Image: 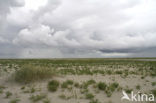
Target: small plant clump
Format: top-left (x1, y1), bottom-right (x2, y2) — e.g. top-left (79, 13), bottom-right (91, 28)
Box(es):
top-left (125, 88), bottom-right (133, 94)
top-left (151, 89), bottom-right (156, 97)
top-left (5, 91), bottom-right (12, 98)
top-left (89, 99), bottom-right (101, 103)
top-left (136, 85), bottom-right (141, 90)
top-left (48, 80), bottom-right (59, 92)
top-left (85, 93), bottom-right (94, 99)
top-left (30, 94), bottom-right (46, 102)
top-left (59, 94), bottom-right (66, 99)
top-left (61, 80), bottom-right (74, 88)
top-left (9, 98), bottom-right (20, 103)
top-left (0, 85), bottom-right (5, 94)
top-left (97, 82), bottom-right (107, 91)
top-left (151, 82), bottom-right (156, 86)
top-left (43, 98), bottom-right (50, 103)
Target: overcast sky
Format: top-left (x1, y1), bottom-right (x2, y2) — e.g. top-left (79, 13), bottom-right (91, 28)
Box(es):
top-left (0, 0), bottom-right (156, 58)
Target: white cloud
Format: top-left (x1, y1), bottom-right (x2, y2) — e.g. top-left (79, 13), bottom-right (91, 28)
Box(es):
top-left (0, 0), bottom-right (156, 58)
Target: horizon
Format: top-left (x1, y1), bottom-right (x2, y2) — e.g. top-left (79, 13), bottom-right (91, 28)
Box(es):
top-left (0, 0), bottom-right (156, 58)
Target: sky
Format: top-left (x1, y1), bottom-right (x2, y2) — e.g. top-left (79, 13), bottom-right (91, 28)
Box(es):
top-left (0, 0), bottom-right (156, 58)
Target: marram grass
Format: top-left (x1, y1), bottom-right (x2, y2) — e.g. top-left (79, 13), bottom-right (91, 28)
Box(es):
top-left (14, 64), bottom-right (55, 83)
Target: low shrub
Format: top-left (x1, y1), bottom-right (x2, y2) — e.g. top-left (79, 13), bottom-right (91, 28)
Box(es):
top-left (48, 80), bottom-right (59, 92)
top-left (98, 82), bottom-right (107, 91)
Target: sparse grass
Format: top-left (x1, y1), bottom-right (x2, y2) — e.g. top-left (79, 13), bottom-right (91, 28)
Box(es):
top-left (61, 80), bottom-right (74, 89)
top-left (74, 82), bottom-right (80, 88)
top-left (136, 85), bottom-right (141, 90)
top-left (81, 80), bottom-right (96, 89)
top-left (5, 91), bottom-right (12, 98)
top-left (61, 80), bottom-right (74, 88)
top-left (9, 98), bottom-right (20, 103)
top-left (108, 82), bottom-right (119, 92)
top-left (21, 86), bottom-right (25, 90)
top-left (125, 88), bottom-right (133, 94)
top-left (30, 94), bottom-right (46, 102)
top-left (0, 85), bottom-right (5, 94)
top-left (43, 98), bottom-right (50, 103)
top-left (0, 59), bottom-right (156, 103)
top-left (59, 94), bottom-right (66, 99)
top-left (89, 99), bottom-right (101, 103)
top-left (22, 87), bottom-right (36, 93)
top-left (151, 89), bottom-right (156, 97)
top-left (14, 65), bottom-right (55, 83)
top-left (151, 82), bottom-right (156, 86)
top-left (48, 80), bottom-right (59, 92)
top-left (85, 93), bottom-right (94, 99)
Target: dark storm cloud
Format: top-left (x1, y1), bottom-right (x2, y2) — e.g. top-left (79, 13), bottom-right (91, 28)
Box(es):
top-left (0, 0), bottom-right (156, 58)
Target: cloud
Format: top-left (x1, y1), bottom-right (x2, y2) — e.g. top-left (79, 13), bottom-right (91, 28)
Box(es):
top-left (0, 0), bottom-right (156, 58)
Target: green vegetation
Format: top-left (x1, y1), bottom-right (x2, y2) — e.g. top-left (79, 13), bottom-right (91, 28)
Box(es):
top-left (85, 93), bottom-right (94, 99)
top-left (89, 99), bottom-right (101, 103)
top-left (9, 99), bottom-right (20, 103)
top-left (0, 85), bottom-right (5, 94)
top-left (5, 91), bottom-right (12, 98)
top-left (43, 98), bottom-right (50, 103)
top-left (59, 94), bottom-right (66, 99)
top-left (61, 80), bottom-right (74, 89)
top-left (125, 88), bottom-right (133, 94)
top-left (30, 94), bottom-right (46, 102)
top-left (151, 82), bottom-right (156, 86)
top-left (98, 82), bottom-right (107, 91)
top-left (48, 80), bottom-right (59, 92)
top-left (136, 85), bottom-right (141, 90)
top-left (14, 65), bottom-right (54, 83)
top-left (151, 89), bottom-right (156, 97)
top-left (0, 58), bottom-right (155, 103)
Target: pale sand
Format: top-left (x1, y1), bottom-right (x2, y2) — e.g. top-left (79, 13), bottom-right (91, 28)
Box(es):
top-left (0, 73), bottom-right (155, 103)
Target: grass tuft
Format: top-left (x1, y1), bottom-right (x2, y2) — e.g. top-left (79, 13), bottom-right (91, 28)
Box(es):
top-left (30, 94), bottom-right (46, 102)
top-left (97, 82), bottom-right (107, 91)
top-left (14, 65), bottom-right (55, 83)
top-left (48, 80), bottom-right (59, 92)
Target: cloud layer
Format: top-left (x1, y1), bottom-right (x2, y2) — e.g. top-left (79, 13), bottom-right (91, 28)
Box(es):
top-left (0, 0), bottom-right (156, 58)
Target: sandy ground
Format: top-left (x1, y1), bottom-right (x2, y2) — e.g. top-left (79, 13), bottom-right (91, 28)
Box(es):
top-left (0, 72), bottom-right (155, 103)
top-left (0, 62), bottom-right (156, 103)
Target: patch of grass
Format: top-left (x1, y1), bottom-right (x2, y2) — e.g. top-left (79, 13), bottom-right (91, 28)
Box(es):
top-left (87, 79), bottom-right (96, 84)
top-left (0, 85), bottom-right (5, 94)
top-left (5, 91), bottom-right (12, 98)
top-left (66, 80), bottom-right (74, 85)
top-left (22, 87), bottom-right (36, 93)
top-left (97, 82), bottom-right (107, 91)
top-left (125, 88), bottom-right (133, 94)
top-left (151, 89), bottom-right (156, 97)
top-left (108, 82), bottom-right (119, 92)
top-left (74, 82), bottom-right (80, 88)
top-left (81, 80), bottom-right (96, 89)
top-left (105, 90), bottom-right (112, 97)
top-left (80, 88), bottom-right (89, 94)
top-left (89, 99), bottom-right (101, 103)
top-left (151, 82), bottom-right (156, 86)
top-left (48, 80), bottom-right (59, 92)
top-left (61, 80), bottom-right (74, 89)
top-left (59, 94), bottom-right (66, 99)
top-left (9, 98), bottom-right (20, 103)
top-left (136, 85), bottom-right (141, 90)
top-left (21, 86), bottom-right (25, 90)
top-left (30, 94), bottom-right (46, 102)
top-left (43, 98), bottom-right (50, 103)
top-left (85, 93), bottom-right (94, 99)
top-left (14, 65), bottom-right (55, 83)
